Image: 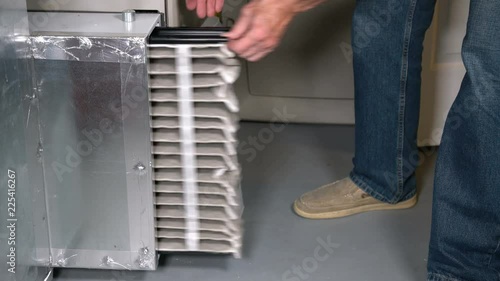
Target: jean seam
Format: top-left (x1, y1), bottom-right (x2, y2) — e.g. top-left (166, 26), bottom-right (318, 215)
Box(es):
top-left (487, 239), bottom-right (500, 274)
top-left (350, 173), bottom-right (392, 203)
top-left (396, 0), bottom-right (418, 202)
top-left (428, 272), bottom-right (468, 281)
top-left (350, 172), bottom-right (416, 204)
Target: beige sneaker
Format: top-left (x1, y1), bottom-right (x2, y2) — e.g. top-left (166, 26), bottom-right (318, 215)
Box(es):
top-left (293, 178), bottom-right (417, 219)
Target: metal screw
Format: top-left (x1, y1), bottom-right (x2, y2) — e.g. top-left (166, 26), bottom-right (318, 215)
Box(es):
top-left (134, 163), bottom-right (146, 171)
top-left (37, 143), bottom-right (44, 159)
top-left (122, 9), bottom-right (136, 23)
top-left (134, 162), bottom-right (148, 176)
top-left (102, 256), bottom-right (113, 266)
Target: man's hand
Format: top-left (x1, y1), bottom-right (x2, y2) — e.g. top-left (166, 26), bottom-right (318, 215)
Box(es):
top-left (224, 0), bottom-right (295, 62)
top-left (224, 0), bottom-right (325, 62)
top-left (186, 0), bottom-right (224, 18)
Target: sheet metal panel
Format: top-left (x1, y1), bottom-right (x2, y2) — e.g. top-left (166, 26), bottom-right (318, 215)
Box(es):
top-left (28, 12), bottom-right (160, 270)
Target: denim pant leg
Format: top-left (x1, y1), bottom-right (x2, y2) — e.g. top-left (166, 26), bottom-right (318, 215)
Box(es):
top-left (349, 0), bottom-right (436, 203)
top-left (427, 1), bottom-right (500, 281)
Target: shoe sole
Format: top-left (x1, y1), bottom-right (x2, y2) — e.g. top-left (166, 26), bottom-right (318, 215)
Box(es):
top-left (293, 195), bottom-right (418, 219)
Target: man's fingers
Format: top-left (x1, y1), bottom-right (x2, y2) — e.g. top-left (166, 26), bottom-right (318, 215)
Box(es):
top-left (216, 0), bottom-right (224, 13)
top-left (188, 0), bottom-right (223, 17)
top-left (197, 0), bottom-right (207, 18)
top-left (228, 30), bottom-right (259, 57)
top-left (247, 48), bottom-right (273, 62)
top-left (207, 0), bottom-right (216, 17)
top-left (186, 0), bottom-right (197, 10)
top-left (224, 5), bottom-right (254, 39)
top-left (241, 39), bottom-right (274, 61)
top-left (240, 43), bottom-right (262, 60)
top-left (224, 0), bottom-right (291, 61)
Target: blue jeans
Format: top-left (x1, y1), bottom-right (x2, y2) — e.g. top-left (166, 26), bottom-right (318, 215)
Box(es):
top-left (349, 0), bottom-right (500, 280)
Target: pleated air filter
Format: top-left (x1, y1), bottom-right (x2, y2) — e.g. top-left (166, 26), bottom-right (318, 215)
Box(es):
top-left (148, 28), bottom-right (243, 257)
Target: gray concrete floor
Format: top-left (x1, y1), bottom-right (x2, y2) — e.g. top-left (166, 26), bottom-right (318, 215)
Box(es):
top-left (54, 122), bottom-right (437, 281)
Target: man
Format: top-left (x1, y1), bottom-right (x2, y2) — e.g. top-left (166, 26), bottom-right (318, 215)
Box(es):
top-left (187, 0), bottom-right (500, 280)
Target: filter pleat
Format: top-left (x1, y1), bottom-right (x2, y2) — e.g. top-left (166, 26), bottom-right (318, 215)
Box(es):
top-left (149, 43), bottom-right (242, 257)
